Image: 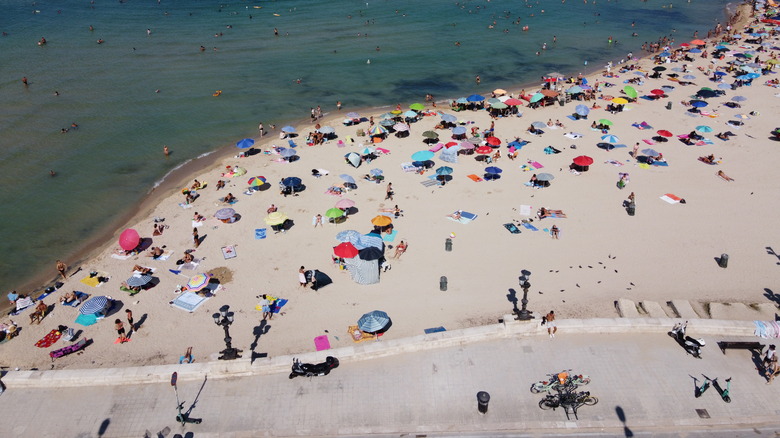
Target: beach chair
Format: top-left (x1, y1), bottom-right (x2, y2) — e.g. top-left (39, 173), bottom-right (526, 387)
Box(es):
top-left (287, 139), bottom-right (297, 148)
top-left (62, 327), bottom-right (76, 342)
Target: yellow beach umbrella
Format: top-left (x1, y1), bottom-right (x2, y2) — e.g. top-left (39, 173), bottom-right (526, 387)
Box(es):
top-left (611, 97), bottom-right (629, 105)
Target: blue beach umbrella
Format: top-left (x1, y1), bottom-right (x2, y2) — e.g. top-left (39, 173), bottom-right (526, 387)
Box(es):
top-left (236, 138), bottom-right (254, 149)
top-left (435, 166), bottom-right (453, 176)
top-left (713, 71), bottom-right (727, 76)
top-left (695, 125), bottom-right (713, 133)
top-left (731, 95), bottom-right (747, 102)
top-left (683, 74), bottom-right (697, 80)
top-left (566, 85), bottom-right (583, 94)
top-left (278, 147), bottom-right (297, 158)
top-left (455, 97), bottom-right (468, 104)
top-left (601, 134), bottom-right (620, 144)
top-left (452, 126), bottom-right (467, 135)
top-left (357, 310), bottom-right (391, 333)
top-left (317, 126), bottom-right (335, 134)
top-left (281, 125), bottom-right (296, 133)
top-left (641, 148), bottom-right (659, 156)
top-left (484, 166), bottom-right (502, 174)
top-left (466, 94), bottom-right (485, 102)
top-left (403, 110), bottom-right (418, 118)
top-left (689, 48), bottom-right (702, 53)
top-left (575, 104), bottom-right (590, 116)
top-left (717, 83), bottom-right (733, 89)
top-left (411, 150), bottom-right (434, 161)
top-left (335, 229), bottom-right (361, 244)
top-left (80, 296), bottom-right (109, 315)
top-left (282, 176), bottom-right (302, 187)
top-left (369, 168), bottom-right (383, 176)
top-left (339, 174), bottom-right (356, 184)
top-left (690, 100), bottom-right (708, 108)
top-left (441, 114), bottom-right (457, 123)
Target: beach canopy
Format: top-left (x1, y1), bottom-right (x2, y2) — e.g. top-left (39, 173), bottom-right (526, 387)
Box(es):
top-left (119, 229), bottom-right (141, 251)
top-left (333, 242), bottom-right (358, 258)
top-left (345, 152), bottom-right (361, 168)
top-left (236, 138), bottom-right (254, 149)
top-left (572, 155), bottom-right (594, 166)
top-left (357, 310), bottom-right (391, 333)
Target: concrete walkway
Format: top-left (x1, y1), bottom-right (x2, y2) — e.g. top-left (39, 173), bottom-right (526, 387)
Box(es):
top-left (1, 319), bottom-right (779, 437)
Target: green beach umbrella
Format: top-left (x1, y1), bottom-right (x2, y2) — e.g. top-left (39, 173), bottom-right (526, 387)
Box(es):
top-left (325, 208), bottom-right (345, 219)
top-left (623, 86), bottom-right (638, 99)
top-left (422, 130), bottom-right (439, 139)
top-left (491, 102), bottom-right (508, 109)
top-left (598, 119), bottom-right (613, 126)
top-left (409, 103), bottom-right (425, 111)
top-left (530, 93), bottom-right (544, 103)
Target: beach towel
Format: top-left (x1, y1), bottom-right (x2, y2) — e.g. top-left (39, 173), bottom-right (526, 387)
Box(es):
top-left (348, 325), bottom-right (376, 343)
top-left (178, 203), bottom-right (194, 209)
top-left (221, 245), bottom-right (237, 259)
top-left (65, 291), bottom-right (89, 307)
top-left (15, 296), bottom-right (34, 312)
top-left (255, 228), bottom-right (267, 240)
top-left (152, 251), bottom-right (172, 261)
top-left (520, 205), bottom-right (533, 216)
top-left (466, 174), bottom-right (483, 182)
top-left (271, 298), bottom-right (288, 313)
top-left (522, 222), bottom-right (539, 231)
top-left (401, 162), bottom-right (421, 172)
top-left (652, 161), bottom-right (669, 167)
top-left (529, 161), bottom-right (544, 169)
top-left (447, 211), bottom-right (478, 224)
top-left (544, 146), bottom-right (561, 154)
top-left (314, 335), bottom-right (331, 351)
top-left (428, 143), bottom-right (443, 152)
top-left (659, 193), bottom-right (682, 204)
top-left (35, 329), bottom-right (63, 348)
top-left (171, 291), bottom-right (208, 313)
top-left (383, 229), bottom-right (398, 242)
top-left (192, 221), bottom-right (204, 228)
top-left (543, 213), bottom-right (567, 218)
top-left (605, 160), bottom-right (624, 166)
top-left (520, 164), bottom-right (533, 172)
top-left (180, 261), bottom-right (200, 271)
top-left (642, 139), bottom-right (655, 145)
top-left (611, 144), bottom-right (628, 149)
top-left (564, 132), bottom-right (583, 139)
top-left (50, 339), bottom-right (88, 359)
top-left (75, 313), bottom-right (98, 327)
top-left (566, 115), bottom-right (578, 121)
top-left (503, 223), bottom-right (521, 234)
top-left (287, 139), bottom-right (297, 148)
top-left (424, 326), bottom-right (447, 334)
top-left (111, 253), bottom-right (133, 260)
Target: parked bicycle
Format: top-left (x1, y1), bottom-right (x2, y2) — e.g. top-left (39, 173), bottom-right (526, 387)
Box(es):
top-left (530, 370), bottom-right (591, 394)
top-left (538, 390), bottom-right (598, 411)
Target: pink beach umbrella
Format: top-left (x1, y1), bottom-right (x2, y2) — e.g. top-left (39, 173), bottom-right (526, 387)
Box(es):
top-left (119, 229), bottom-right (140, 251)
top-left (335, 198), bottom-right (356, 209)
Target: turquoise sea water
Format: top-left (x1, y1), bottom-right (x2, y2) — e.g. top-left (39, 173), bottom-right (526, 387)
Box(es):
top-left (0, 0), bottom-right (734, 291)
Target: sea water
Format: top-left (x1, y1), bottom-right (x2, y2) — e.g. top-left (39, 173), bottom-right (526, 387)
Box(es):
top-left (0, 0), bottom-right (734, 291)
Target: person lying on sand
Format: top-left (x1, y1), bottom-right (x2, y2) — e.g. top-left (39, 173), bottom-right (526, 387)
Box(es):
top-left (60, 291), bottom-right (77, 305)
top-left (222, 193), bottom-right (237, 204)
top-left (132, 265), bottom-right (152, 275)
top-left (148, 246), bottom-right (164, 258)
top-left (447, 211), bottom-right (462, 220)
top-left (717, 170), bottom-right (735, 182)
top-left (698, 154), bottom-right (717, 164)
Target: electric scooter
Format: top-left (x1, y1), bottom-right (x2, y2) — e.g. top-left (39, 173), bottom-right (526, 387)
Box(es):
top-left (171, 372), bottom-right (202, 425)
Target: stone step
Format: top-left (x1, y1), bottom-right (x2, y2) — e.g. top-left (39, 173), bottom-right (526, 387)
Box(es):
top-left (616, 298), bottom-right (640, 318)
top-left (640, 301), bottom-right (672, 318)
top-left (669, 300), bottom-right (701, 319)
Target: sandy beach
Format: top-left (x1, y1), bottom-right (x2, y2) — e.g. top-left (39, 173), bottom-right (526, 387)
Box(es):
top-left (3, 3), bottom-right (779, 370)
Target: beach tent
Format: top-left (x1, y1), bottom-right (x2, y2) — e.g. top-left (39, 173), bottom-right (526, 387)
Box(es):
top-left (344, 257), bottom-right (380, 285)
top-left (305, 270), bottom-right (333, 291)
top-left (345, 152), bottom-right (361, 168)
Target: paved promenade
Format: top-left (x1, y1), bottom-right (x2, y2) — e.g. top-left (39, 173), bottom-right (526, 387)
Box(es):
top-left (1, 319), bottom-right (779, 437)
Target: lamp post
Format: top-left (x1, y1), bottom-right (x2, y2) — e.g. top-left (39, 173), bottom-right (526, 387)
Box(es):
top-left (515, 274), bottom-right (533, 321)
top-left (213, 305), bottom-right (242, 360)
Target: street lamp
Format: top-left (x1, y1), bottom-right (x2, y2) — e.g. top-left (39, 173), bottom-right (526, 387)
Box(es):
top-left (212, 305), bottom-right (242, 360)
top-left (515, 273), bottom-right (533, 321)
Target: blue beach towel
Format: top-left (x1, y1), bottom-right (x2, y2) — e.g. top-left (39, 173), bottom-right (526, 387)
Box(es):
top-left (272, 298), bottom-right (288, 314)
top-left (75, 313), bottom-right (98, 327)
top-left (424, 326), bottom-right (446, 334)
top-left (522, 222), bottom-right (539, 231)
top-left (255, 228), bottom-right (267, 239)
top-left (383, 229), bottom-right (398, 242)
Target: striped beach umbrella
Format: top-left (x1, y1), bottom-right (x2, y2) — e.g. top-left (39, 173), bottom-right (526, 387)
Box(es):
top-left (80, 296), bottom-right (109, 315)
top-left (186, 273), bottom-right (211, 291)
top-left (357, 310), bottom-right (391, 333)
top-left (126, 274), bottom-right (152, 288)
top-left (247, 176), bottom-right (266, 186)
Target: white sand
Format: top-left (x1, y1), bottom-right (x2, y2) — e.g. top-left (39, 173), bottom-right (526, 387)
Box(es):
top-left (4, 6), bottom-right (779, 370)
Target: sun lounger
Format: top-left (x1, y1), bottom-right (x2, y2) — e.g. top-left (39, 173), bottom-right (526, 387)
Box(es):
top-left (466, 174), bottom-right (483, 182)
top-left (287, 139), bottom-right (297, 148)
top-left (660, 193), bottom-right (682, 204)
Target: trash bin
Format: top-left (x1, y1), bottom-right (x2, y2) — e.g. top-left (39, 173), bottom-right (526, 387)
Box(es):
top-left (718, 253), bottom-right (729, 268)
top-left (445, 238), bottom-right (453, 252)
top-left (440, 276), bottom-right (448, 291)
top-left (477, 391), bottom-right (490, 414)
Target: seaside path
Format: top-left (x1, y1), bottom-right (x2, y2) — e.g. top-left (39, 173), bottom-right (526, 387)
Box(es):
top-left (1, 329), bottom-right (779, 437)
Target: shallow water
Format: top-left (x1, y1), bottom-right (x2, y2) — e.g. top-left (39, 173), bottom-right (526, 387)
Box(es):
top-left (0, 0), bottom-right (733, 290)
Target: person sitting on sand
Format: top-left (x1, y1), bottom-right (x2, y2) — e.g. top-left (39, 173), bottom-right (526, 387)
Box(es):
top-left (699, 154), bottom-right (716, 164)
top-left (717, 170), bottom-right (735, 182)
top-left (132, 265), bottom-right (152, 275)
top-left (393, 241), bottom-right (408, 259)
top-left (215, 180), bottom-right (226, 190)
top-left (222, 193), bottom-right (236, 204)
top-left (190, 180), bottom-right (203, 191)
top-left (447, 211), bottom-right (462, 220)
top-left (267, 204), bottom-right (278, 214)
top-left (193, 212), bottom-right (205, 222)
top-left (148, 246), bottom-right (164, 259)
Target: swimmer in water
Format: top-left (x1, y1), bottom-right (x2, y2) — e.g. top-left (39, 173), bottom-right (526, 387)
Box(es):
top-left (163, 145), bottom-right (170, 156)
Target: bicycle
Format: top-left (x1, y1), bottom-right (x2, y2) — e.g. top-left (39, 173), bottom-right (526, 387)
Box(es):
top-left (538, 390), bottom-right (598, 410)
top-left (530, 370), bottom-right (590, 393)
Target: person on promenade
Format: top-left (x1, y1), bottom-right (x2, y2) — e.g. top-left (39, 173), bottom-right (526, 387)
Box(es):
top-left (545, 310), bottom-right (557, 338)
top-left (56, 260), bottom-right (68, 280)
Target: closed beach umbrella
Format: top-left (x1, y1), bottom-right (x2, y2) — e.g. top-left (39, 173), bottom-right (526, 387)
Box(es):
top-left (485, 166), bottom-right (502, 174)
top-left (371, 215), bottom-right (392, 227)
top-left (572, 156), bottom-right (593, 166)
top-left (339, 174), bottom-right (356, 184)
top-left (325, 208), bottom-right (345, 219)
top-left (119, 229), bottom-right (140, 251)
top-left (236, 138), bottom-right (255, 149)
top-left (422, 130), bottom-right (439, 139)
top-left (657, 130), bottom-right (673, 137)
top-left (411, 150), bottom-right (434, 161)
top-left (214, 208), bottom-right (236, 220)
top-left (335, 229), bottom-right (361, 244)
top-left (452, 126), bottom-right (467, 135)
top-left (536, 173), bottom-right (555, 182)
top-left (435, 166), bottom-right (453, 176)
top-left (335, 198), bottom-right (356, 209)
top-left (601, 134), bottom-right (620, 143)
top-left (358, 310), bottom-right (391, 333)
top-left (409, 103), bottom-right (425, 111)
top-left (80, 296), bottom-right (109, 315)
top-left (264, 212), bottom-right (288, 226)
top-left (575, 104), bottom-right (590, 116)
top-left (623, 86), bottom-right (638, 99)
top-left (333, 242), bottom-right (359, 258)
top-left (247, 176), bottom-right (266, 187)
top-left (344, 152), bottom-right (361, 168)
top-left (695, 125), bottom-right (713, 133)
top-left (186, 273), bottom-right (211, 291)
top-left (441, 114), bottom-right (457, 123)
top-left (281, 125), bottom-right (296, 133)
top-left (126, 274), bottom-right (152, 288)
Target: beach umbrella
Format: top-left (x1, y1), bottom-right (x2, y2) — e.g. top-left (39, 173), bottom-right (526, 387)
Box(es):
top-left (264, 212), bottom-right (288, 226)
top-left (493, 88), bottom-right (507, 95)
top-left (491, 102), bottom-right (508, 109)
top-left (333, 242), bottom-right (358, 258)
top-left (357, 310), bottom-right (391, 333)
top-left (186, 273), bottom-right (211, 291)
top-left (440, 114), bottom-right (457, 123)
top-left (731, 95), bottom-right (747, 102)
top-left (452, 126), bottom-right (467, 135)
top-left (422, 130), bottom-right (439, 139)
top-left (334, 198), bottom-right (356, 209)
top-left (611, 97), bottom-right (628, 105)
top-left (278, 147), bottom-right (297, 158)
top-left (445, 141), bottom-right (458, 148)
top-left (339, 174), bottom-right (356, 184)
top-left (696, 89), bottom-right (717, 98)
top-left (281, 125), bottom-right (296, 133)
top-left (393, 123), bottom-right (409, 131)
top-left (371, 215), bottom-right (392, 227)
top-left (346, 111), bottom-right (360, 119)
top-left (484, 166), bottom-right (502, 174)
top-left (466, 94), bottom-right (485, 102)
top-left (641, 148), bottom-right (659, 156)
top-left (369, 168), bottom-right (383, 176)
top-left (325, 208), bottom-right (345, 219)
top-left (717, 83), bottom-right (733, 90)
top-left (281, 177), bottom-right (302, 187)
top-left (572, 156), bottom-right (593, 166)
top-left (435, 166), bottom-right (453, 176)
top-left (359, 147), bottom-right (376, 155)
top-left (690, 100), bottom-right (708, 108)
top-left (650, 89), bottom-right (665, 96)
top-left (126, 274), bottom-right (152, 288)
top-left (403, 110), bottom-right (418, 119)
top-left (623, 86), bottom-right (638, 99)
top-left (358, 232), bottom-right (384, 250)
top-left (597, 143), bottom-right (615, 151)
top-left (380, 112), bottom-right (395, 120)
top-left (317, 126), bottom-right (335, 134)
top-left (688, 48), bottom-right (702, 54)
top-left (487, 97), bottom-right (501, 105)
top-left (531, 121), bottom-right (547, 129)
top-left (598, 119), bottom-right (614, 126)
top-left (530, 93), bottom-right (544, 103)
top-left (236, 138), bottom-right (254, 149)
top-left (455, 97), bottom-right (468, 104)
top-left (335, 229), bottom-right (361, 244)
top-left (344, 152), bottom-right (361, 168)
top-left (411, 150), bottom-right (434, 161)
top-left (368, 125), bottom-right (388, 136)
top-left (536, 173), bottom-right (555, 182)
top-left (653, 66), bottom-right (667, 72)
top-left (695, 125), bottom-right (713, 133)
top-left (713, 71), bottom-right (727, 76)
top-left (601, 134), bottom-right (620, 143)
top-left (690, 39), bottom-right (706, 45)
top-left (505, 98), bottom-right (524, 106)
top-left (231, 167), bottom-right (247, 177)
top-left (575, 104), bottom-right (590, 116)
top-left (247, 176), bottom-right (266, 187)
top-left (409, 103), bottom-right (425, 111)
top-left (80, 296), bottom-right (109, 315)
top-left (475, 145), bottom-right (493, 154)
top-left (119, 229), bottom-right (140, 251)
top-left (214, 208), bottom-right (236, 220)
top-left (659, 51), bottom-right (671, 57)
top-left (485, 137), bottom-right (501, 146)
top-left (566, 85), bottom-right (583, 94)
top-left (657, 130), bottom-right (673, 137)
top-left (459, 141), bottom-right (475, 150)
top-left (682, 74), bottom-right (697, 80)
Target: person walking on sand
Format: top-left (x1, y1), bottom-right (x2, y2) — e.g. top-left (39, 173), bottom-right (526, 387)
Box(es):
top-left (551, 225), bottom-right (559, 239)
top-left (546, 310), bottom-right (557, 338)
top-left (126, 309), bottom-right (135, 332)
top-left (56, 260), bottom-right (68, 279)
top-left (192, 228), bottom-right (200, 248)
top-left (299, 266), bottom-right (308, 288)
top-left (258, 294), bottom-right (273, 320)
top-left (115, 319), bottom-right (128, 343)
top-left (385, 182), bottom-right (394, 201)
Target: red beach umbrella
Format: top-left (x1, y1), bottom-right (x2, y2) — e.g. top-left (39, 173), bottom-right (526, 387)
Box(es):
top-left (690, 39), bottom-right (706, 46)
top-left (504, 98), bottom-right (524, 106)
top-left (572, 155), bottom-right (594, 166)
top-left (475, 145), bottom-right (493, 154)
top-left (650, 89), bottom-right (665, 96)
top-left (445, 141), bottom-right (459, 148)
top-left (333, 242), bottom-right (359, 258)
top-left (119, 229), bottom-right (140, 251)
top-left (485, 137), bottom-right (501, 146)
top-left (657, 130), bottom-right (673, 137)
